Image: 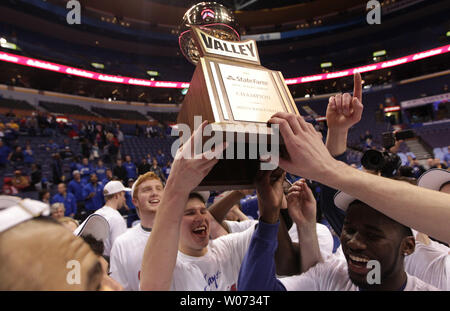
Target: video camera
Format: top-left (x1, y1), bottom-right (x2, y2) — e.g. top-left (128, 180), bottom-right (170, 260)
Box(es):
top-left (361, 130), bottom-right (415, 177)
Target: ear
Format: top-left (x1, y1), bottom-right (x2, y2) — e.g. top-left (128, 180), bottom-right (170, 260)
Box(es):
top-left (400, 236), bottom-right (415, 256)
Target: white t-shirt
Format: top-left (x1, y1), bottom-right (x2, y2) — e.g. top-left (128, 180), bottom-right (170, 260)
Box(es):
top-left (170, 225), bottom-right (255, 291)
top-left (94, 205), bottom-right (127, 257)
top-left (224, 220), bottom-right (334, 261)
top-left (110, 224), bottom-right (151, 291)
top-left (223, 219), bottom-right (257, 233)
top-left (280, 255), bottom-right (438, 291)
top-left (328, 231), bottom-right (449, 290)
top-left (404, 239), bottom-right (450, 290)
top-left (289, 223), bottom-right (334, 260)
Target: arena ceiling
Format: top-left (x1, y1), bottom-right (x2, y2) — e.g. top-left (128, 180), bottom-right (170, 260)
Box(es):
top-left (48, 0), bottom-right (365, 28)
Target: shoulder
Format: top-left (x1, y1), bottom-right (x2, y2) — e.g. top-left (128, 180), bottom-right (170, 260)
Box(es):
top-left (281, 255), bottom-right (350, 291)
top-left (114, 227), bottom-right (138, 245)
top-left (212, 224), bottom-right (256, 249)
top-left (223, 219), bottom-right (257, 233)
top-left (406, 274), bottom-right (439, 291)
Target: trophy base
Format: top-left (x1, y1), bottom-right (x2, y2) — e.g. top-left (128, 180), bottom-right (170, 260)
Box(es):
top-left (195, 158), bottom-right (260, 191)
top-left (193, 137), bottom-right (287, 192)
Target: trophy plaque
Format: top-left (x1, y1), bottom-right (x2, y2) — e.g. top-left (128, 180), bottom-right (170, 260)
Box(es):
top-left (177, 2), bottom-right (300, 190)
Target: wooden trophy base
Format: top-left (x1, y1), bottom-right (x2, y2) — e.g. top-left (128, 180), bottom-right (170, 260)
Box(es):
top-left (195, 157), bottom-right (260, 191)
top-left (193, 131), bottom-right (286, 191)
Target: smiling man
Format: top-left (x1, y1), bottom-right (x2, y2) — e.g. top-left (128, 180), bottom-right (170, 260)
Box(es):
top-left (335, 196), bottom-right (417, 290)
top-left (238, 181), bottom-right (438, 291)
top-left (140, 121), bottom-right (295, 291)
top-left (109, 172), bottom-right (164, 291)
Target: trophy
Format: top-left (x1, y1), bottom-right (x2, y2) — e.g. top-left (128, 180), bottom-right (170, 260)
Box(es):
top-left (177, 2), bottom-right (300, 190)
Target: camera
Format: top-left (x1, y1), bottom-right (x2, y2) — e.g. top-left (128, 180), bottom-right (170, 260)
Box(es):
top-left (382, 129), bottom-right (415, 150)
top-left (361, 129), bottom-right (415, 177)
top-left (361, 149), bottom-right (401, 177)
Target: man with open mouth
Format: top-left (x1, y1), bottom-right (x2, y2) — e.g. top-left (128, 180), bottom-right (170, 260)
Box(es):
top-left (237, 180), bottom-right (438, 291)
top-left (139, 121), bottom-right (296, 291)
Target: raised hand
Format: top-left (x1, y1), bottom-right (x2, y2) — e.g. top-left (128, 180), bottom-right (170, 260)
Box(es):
top-left (268, 111), bottom-right (336, 179)
top-left (326, 73), bottom-right (363, 131)
top-left (255, 167), bottom-right (286, 224)
top-left (167, 121), bottom-right (226, 194)
top-left (286, 179), bottom-right (316, 227)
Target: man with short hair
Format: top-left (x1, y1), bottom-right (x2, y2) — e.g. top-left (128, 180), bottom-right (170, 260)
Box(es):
top-left (51, 183), bottom-right (77, 218)
top-left (149, 157), bottom-right (166, 182)
top-left (156, 149), bottom-right (166, 167)
top-left (113, 159), bottom-right (127, 185)
top-left (95, 159), bottom-right (107, 182)
top-left (93, 180), bottom-right (129, 258)
top-left (140, 122), bottom-right (296, 291)
top-left (137, 157), bottom-right (150, 175)
top-left (68, 170), bottom-right (85, 219)
top-left (101, 168), bottom-right (114, 186)
top-left (0, 196), bottom-right (104, 290)
top-left (80, 157), bottom-right (93, 184)
top-left (124, 155), bottom-right (137, 180)
top-left (238, 181), bottom-right (437, 291)
top-left (83, 173), bottom-right (104, 215)
top-left (110, 172), bottom-right (164, 290)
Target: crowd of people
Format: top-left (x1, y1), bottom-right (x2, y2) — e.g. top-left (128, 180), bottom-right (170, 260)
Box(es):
top-left (0, 74), bottom-right (449, 291)
top-left (0, 110), bottom-right (173, 208)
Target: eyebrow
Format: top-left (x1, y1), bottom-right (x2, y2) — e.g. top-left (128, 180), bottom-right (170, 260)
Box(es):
top-left (184, 207), bottom-right (206, 213)
top-left (344, 221), bottom-right (384, 234)
top-left (363, 225), bottom-right (385, 234)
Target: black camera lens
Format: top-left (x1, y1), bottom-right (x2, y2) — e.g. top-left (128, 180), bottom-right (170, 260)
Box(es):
top-left (361, 150), bottom-right (402, 177)
top-left (361, 150), bottom-right (385, 171)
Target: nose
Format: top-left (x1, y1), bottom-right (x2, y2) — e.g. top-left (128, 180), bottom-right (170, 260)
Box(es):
top-left (193, 212), bottom-right (207, 223)
top-left (346, 232), bottom-right (367, 251)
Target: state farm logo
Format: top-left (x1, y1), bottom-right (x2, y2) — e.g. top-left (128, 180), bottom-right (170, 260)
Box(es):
top-left (226, 75), bottom-right (268, 86)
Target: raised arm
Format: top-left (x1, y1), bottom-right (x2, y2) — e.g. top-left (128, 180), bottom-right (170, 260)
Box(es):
top-left (237, 220), bottom-right (287, 291)
top-left (274, 195), bottom-right (299, 276)
top-left (325, 73), bottom-right (363, 156)
top-left (208, 190), bottom-right (250, 229)
top-left (321, 73), bottom-right (364, 235)
top-left (269, 111), bottom-right (450, 244)
top-left (286, 179), bottom-right (322, 272)
top-left (140, 121), bottom-right (225, 290)
top-left (238, 168), bottom-right (288, 290)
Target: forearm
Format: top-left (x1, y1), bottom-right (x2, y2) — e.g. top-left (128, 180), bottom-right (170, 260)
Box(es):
top-left (208, 191), bottom-right (245, 224)
top-left (326, 128), bottom-right (348, 157)
top-left (297, 223), bottom-right (322, 272)
top-left (318, 152), bottom-right (348, 237)
top-left (319, 184), bottom-right (346, 237)
top-left (322, 161), bottom-right (450, 243)
top-left (238, 221), bottom-right (286, 291)
top-left (274, 215), bottom-right (299, 276)
top-left (140, 182), bottom-right (188, 290)
top-left (258, 200), bottom-right (280, 225)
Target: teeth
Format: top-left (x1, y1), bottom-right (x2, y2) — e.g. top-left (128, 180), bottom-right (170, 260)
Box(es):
top-left (193, 226), bottom-right (206, 232)
top-left (149, 199), bottom-right (160, 203)
top-left (349, 254), bottom-right (369, 263)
